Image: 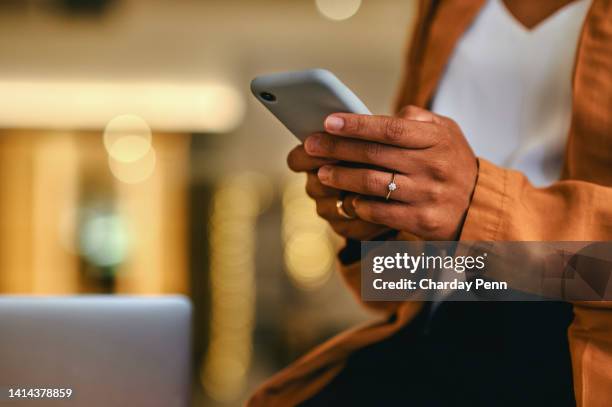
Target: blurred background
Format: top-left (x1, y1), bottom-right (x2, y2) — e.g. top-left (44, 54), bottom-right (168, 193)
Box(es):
top-left (0, 0), bottom-right (415, 405)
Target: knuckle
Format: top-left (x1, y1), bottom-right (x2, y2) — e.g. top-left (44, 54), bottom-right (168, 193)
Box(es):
top-left (315, 201), bottom-right (328, 218)
top-left (331, 221), bottom-right (349, 236)
top-left (432, 126), bottom-right (449, 146)
top-left (326, 167), bottom-right (339, 186)
top-left (305, 179), bottom-right (318, 198)
top-left (362, 171), bottom-right (383, 194)
top-left (364, 142), bottom-right (383, 161)
top-left (329, 222), bottom-right (342, 235)
top-left (355, 115), bottom-right (368, 133)
top-left (384, 118), bottom-right (406, 143)
top-left (345, 115), bottom-right (365, 134)
top-left (363, 207), bottom-right (378, 223)
top-left (435, 113), bottom-right (458, 130)
top-left (286, 148), bottom-right (301, 171)
top-left (399, 105), bottom-right (420, 118)
top-left (365, 205), bottom-right (386, 224)
top-left (320, 135), bottom-right (336, 154)
top-left (430, 159), bottom-right (451, 181)
top-left (416, 208), bottom-right (441, 234)
top-left (443, 116), bottom-right (459, 129)
top-left (426, 184), bottom-right (444, 203)
top-left (355, 202), bottom-right (371, 220)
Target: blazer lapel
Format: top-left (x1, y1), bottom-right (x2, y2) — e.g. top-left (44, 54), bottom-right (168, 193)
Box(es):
top-left (396, 0), bottom-right (486, 110)
top-left (564, 0), bottom-right (612, 185)
top-left (418, 0), bottom-right (486, 107)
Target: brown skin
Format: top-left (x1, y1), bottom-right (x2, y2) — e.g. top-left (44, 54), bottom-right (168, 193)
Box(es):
top-left (287, 146), bottom-right (389, 240)
top-left (503, 0), bottom-right (579, 29)
top-left (308, 106), bottom-right (476, 241)
top-left (288, 106), bottom-right (477, 241)
top-left (287, 0), bottom-right (581, 241)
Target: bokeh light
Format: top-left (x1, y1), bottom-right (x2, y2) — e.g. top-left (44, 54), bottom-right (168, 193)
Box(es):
top-left (201, 173), bottom-right (270, 402)
top-left (285, 232), bottom-right (334, 288)
top-left (0, 81), bottom-right (245, 133)
top-left (188, 84), bottom-right (246, 134)
top-left (103, 114), bottom-right (152, 163)
top-left (79, 211), bottom-right (129, 269)
top-left (282, 177), bottom-right (334, 290)
top-left (315, 0), bottom-right (362, 21)
top-left (58, 206), bottom-right (79, 256)
top-left (108, 145), bottom-right (157, 184)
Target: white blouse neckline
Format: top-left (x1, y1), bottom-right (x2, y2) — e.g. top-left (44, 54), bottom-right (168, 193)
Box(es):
top-left (494, 0), bottom-right (590, 34)
top-left (431, 0), bottom-right (591, 187)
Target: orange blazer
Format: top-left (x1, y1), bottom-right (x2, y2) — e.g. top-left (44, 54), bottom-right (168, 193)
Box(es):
top-left (249, 1), bottom-right (612, 405)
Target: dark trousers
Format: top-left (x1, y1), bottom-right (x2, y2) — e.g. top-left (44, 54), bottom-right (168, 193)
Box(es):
top-left (302, 301), bottom-right (575, 407)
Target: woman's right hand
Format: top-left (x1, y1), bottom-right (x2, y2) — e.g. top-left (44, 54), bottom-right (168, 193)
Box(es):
top-left (287, 144), bottom-right (390, 240)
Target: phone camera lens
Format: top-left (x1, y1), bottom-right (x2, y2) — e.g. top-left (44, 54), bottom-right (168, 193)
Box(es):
top-left (260, 92), bottom-right (277, 102)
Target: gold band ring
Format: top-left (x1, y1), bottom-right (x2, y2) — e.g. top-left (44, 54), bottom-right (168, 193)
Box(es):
top-left (336, 197), bottom-right (356, 219)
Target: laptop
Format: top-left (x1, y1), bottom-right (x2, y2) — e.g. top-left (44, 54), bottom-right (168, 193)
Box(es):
top-left (0, 296), bottom-right (191, 407)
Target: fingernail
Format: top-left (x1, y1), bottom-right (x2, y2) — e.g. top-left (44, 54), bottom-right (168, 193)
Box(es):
top-left (352, 196), bottom-right (360, 208)
top-left (318, 165), bottom-right (331, 181)
top-left (325, 115), bottom-right (344, 131)
top-left (305, 134), bottom-right (321, 153)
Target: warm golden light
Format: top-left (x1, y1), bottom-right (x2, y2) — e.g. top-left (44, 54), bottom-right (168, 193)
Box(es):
top-left (282, 176), bottom-right (334, 290)
top-left (103, 115), bottom-right (152, 163)
top-left (0, 81), bottom-right (245, 133)
top-left (285, 232), bottom-right (334, 288)
top-left (108, 146), bottom-right (157, 184)
top-left (202, 173), bottom-right (270, 402)
top-left (315, 0), bottom-right (362, 21)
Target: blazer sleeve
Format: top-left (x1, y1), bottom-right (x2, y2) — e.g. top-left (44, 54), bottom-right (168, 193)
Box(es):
top-left (337, 234), bottom-right (420, 315)
top-left (460, 158), bottom-right (612, 407)
top-left (460, 158), bottom-right (612, 241)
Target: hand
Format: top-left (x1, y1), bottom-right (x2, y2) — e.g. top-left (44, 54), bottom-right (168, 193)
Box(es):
top-left (287, 144), bottom-right (390, 240)
top-left (303, 106), bottom-right (478, 241)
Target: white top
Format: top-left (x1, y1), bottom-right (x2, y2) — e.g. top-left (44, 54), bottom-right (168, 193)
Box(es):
top-left (432, 0), bottom-right (591, 187)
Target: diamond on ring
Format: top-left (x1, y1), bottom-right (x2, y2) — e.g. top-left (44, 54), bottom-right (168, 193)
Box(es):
top-left (386, 173), bottom-right (397, 200)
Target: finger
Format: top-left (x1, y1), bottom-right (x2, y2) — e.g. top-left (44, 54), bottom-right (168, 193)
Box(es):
top-left (397, 105), bottom-right (438, 123)
top-left (317, 165), bottom-right (415, 203)
top-left (323, 113), bottom-right (440, 149)
top-left (353, 197), bottom-right (447, 239)
top-left (398, 105), bottom-right (458, 131)
top-left (353, 198), bottom-right (408, 228)
top-left (304, 133), bottom-right (407, 171)
top-left (305, 132), bottom-right (437, 175)
top-left (314, 195), bottom-right (356, 221)
top-left (354, 196), bottom-right (414, 231)
top-left (287, 144), bottom-right (336, 172)
top-left (341, 192), bottom-right (358, 218)
top-left (305, 173), bottom-right (338, 199)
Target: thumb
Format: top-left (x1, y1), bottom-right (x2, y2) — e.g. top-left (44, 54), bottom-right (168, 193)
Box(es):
top-left (397, 105), bottom-right (438, 123)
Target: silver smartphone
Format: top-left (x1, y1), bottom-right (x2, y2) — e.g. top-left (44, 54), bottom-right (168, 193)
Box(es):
top-left (251, 69), bottom-right (371, 142)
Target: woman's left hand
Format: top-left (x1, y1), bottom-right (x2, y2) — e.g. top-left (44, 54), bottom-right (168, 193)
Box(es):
top-left (303, 105), bottom-right (478, 241)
